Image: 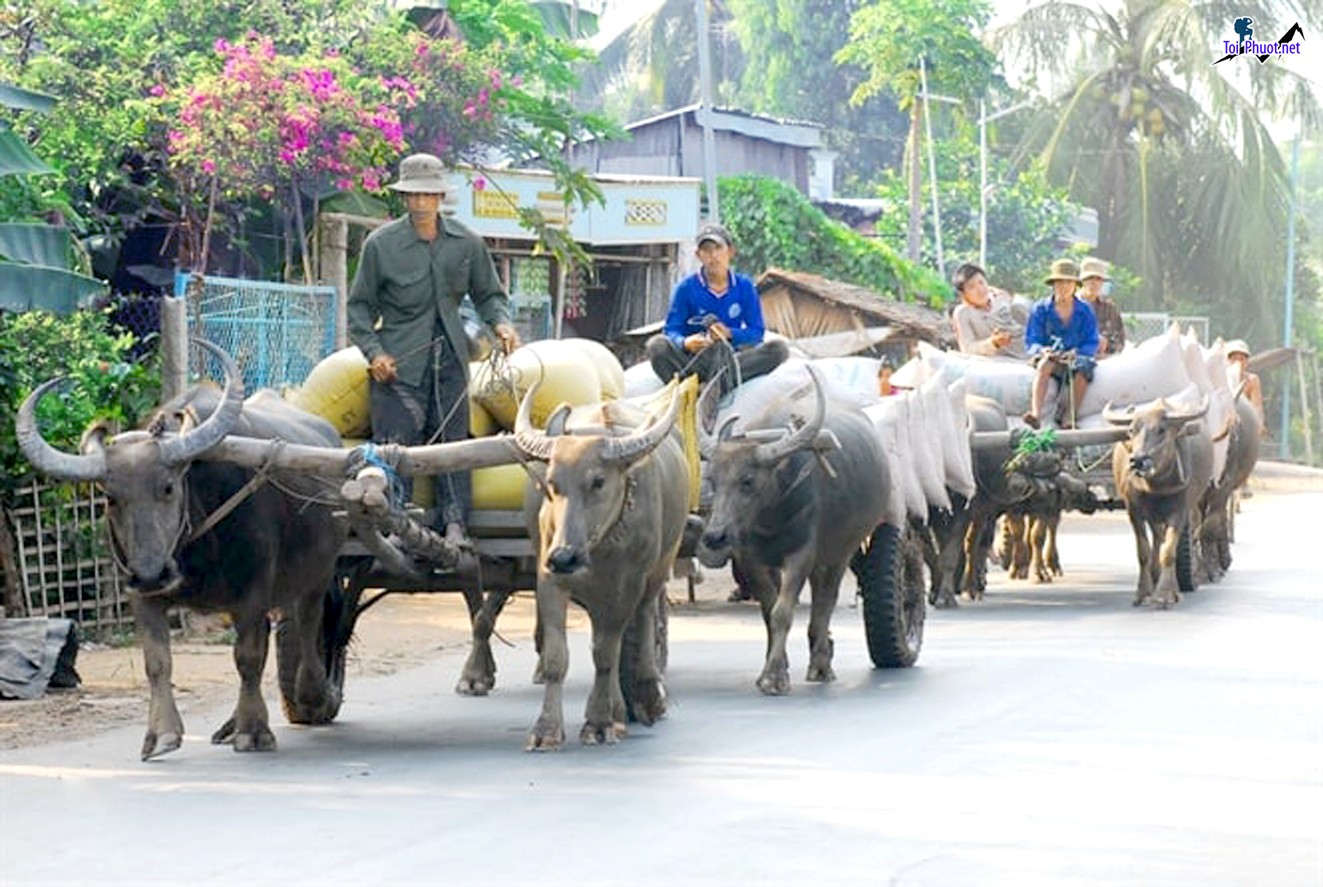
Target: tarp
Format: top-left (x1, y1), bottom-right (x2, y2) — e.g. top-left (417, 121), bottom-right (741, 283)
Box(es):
top-left (0, 618), bottom-right (80, 700)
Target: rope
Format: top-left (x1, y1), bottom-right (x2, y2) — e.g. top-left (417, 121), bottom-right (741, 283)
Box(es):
top-left (184, 440), bottom-right (286, 544)
top-left (347, 442), bottom-right (409, 511)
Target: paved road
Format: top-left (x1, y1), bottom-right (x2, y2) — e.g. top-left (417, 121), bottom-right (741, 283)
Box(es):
top-left (2, 488), bottom-right (1320, 886)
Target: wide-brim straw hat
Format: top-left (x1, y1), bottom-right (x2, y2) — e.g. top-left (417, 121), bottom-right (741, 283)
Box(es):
top-left (1079, 257), bottom-right (1110, 280)
top-left (389, 153), bottom-right (451, 194)
top-left (1044, 258), bottom-right (1081, 284)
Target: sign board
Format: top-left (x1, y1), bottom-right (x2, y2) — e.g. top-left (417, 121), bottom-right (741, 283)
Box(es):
top-left (444, 167), bottom-right (700, 246)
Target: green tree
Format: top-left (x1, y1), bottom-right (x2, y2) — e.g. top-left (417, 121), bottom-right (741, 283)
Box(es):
top-left (836, 0), bottom-right (1001, 264)
top-left (0, 0), bottom-right (615, 281)
top-left (871, 133), bottom-right (1078, 295)
top-left (725, 0), bottom-right (907, 191)
top-left (992, 0), bottom-right (1321, 344)
top-left (718, 174), bottom-right (949, 304)
top-left (1, 81), bottom-right (105, 312)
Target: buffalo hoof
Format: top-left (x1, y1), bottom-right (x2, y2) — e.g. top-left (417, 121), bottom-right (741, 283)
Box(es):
top-left (210, 717), bottom-right (237, 745)
top-left (1033, 572), bottom-right (1053, 585)
top-left (233, 726), bottom-right (277, 753)
top-left (580, 720), bottom-right (627, 746)
top-left (455, 672), bottom-right (494, 696)
top-left (526, 719), bottom-right (565, 751)
top-left (1155, 590), bottom-right (1180, 610)
top-left (757, 668), bottom-right (791, 696)
top-left (141, 730), bottom-right (182, 761)
top-left (629, 679), bottom-right (667, 726)
top-left (805, 660), bottom-right (835, 683)
top-left (457, 648), bottom-right (497, 696)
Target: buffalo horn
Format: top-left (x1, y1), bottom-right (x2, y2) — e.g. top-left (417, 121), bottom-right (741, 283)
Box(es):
top-left (696, 377), bottom-right (723, 458)
top-left (602, 386), bottom-right (681, 467)
top-left (512, 383), bottom-right (557, 462)
top-left (158, 339), bottom-right (245, 464)
top-left (1163, 395), bottom-right (1208, 423)
top-left (1100, 401), bottom-right (1134, 426)
top-left (753, 365), bottom-right (826, 465)
top-left (16, 379), bottom-right (108, 482)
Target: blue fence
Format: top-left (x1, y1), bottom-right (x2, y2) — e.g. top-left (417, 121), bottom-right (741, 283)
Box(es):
top-left (175, 272), bottom-right (337, 392)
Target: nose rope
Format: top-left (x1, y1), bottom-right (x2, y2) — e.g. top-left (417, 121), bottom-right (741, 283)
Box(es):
top-left (583, 474), bottom-right (636, 551)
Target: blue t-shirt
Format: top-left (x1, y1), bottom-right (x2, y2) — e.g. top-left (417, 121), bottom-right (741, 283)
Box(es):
top-left (662, 270), bottom-right (766, 349)
top-left (1025, 295), bottom-right (1099, 358)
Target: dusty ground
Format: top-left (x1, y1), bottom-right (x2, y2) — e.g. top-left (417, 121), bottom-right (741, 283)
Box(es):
top-left (0, 577), bottom-right (711, 752)
top-left (0, 590), bottom-right (567, 752)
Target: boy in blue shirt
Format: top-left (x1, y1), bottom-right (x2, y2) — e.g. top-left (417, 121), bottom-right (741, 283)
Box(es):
top-left (647, 222), bottom-right (788, 392)
top-left (1023, 258), bottom-right (1099, 429)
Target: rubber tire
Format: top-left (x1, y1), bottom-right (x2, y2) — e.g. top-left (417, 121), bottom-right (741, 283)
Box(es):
top-left (853, 523), bottom-right (924, 669)
top-left (277, 576), bottom-right (357, 724)
top-left (1175, 520), bottom-right (1197, 594)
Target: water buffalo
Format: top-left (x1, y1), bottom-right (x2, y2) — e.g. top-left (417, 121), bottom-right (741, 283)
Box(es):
top-left (1198, 394), bottom-right (1262, 580)
top-left (17, 342), bottom-right (347, 759)
top-left (1105, 398), bottom-right (1214, 608)
top-left (697, 368), bottom-right (891, 694)
top-left (513, 388), bottom-right (688, 750)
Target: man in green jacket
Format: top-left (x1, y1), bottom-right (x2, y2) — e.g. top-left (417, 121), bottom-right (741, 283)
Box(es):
top-left (347, 153), bottom-right (520, 549)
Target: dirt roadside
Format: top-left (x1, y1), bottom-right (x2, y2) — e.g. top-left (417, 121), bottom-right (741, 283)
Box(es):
top-left (0, 577), bottom-right (700, 753)
top-left (0, 590), bottom-right (563, 752)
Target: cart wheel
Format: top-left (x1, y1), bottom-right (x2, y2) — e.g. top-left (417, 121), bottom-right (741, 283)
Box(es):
top-left (277, 572), bottom-right (361, 724)
top-left (853, 523), bottom-right (924, 668)
top-left (1175, 520), bottom-right (1197, 594)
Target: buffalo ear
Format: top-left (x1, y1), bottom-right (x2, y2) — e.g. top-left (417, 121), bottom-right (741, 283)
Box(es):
top-left (1177, 421), bottom-right (1205, 438)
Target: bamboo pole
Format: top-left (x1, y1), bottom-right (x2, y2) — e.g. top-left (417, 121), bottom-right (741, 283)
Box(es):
top-left (202, 434), bottom-right (525, 476)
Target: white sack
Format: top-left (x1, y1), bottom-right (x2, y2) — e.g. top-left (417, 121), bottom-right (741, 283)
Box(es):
top-left (866, 398), bottom-right (926, 523)
top-left (1077, 324), bottom-right (1191, 416)
top-left (905, 389), bottom-right (952, 513)
top-left (924, 374), bottom-right (976, 500)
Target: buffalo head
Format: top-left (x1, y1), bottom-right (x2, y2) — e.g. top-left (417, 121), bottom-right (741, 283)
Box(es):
top-left (697, 366), bottom-right (829, 569)
top-left (1104, 397), bottom-right (1207, 482)
top-left (17, 340), bottom-right (244, 590)
top-left (514, 386), bottom-right (680, 576)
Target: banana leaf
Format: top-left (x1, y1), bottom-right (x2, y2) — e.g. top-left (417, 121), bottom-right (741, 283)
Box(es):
top-left (0, 223), bottom-right (71, 268)
top-left (0, 126), bottom-right (53, 177)
top-left (0, 83), bottom-right (57, 114)
top-left (0, 261), bottom-right (105, 314)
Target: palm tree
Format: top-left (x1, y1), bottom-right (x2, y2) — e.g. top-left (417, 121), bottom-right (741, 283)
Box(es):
top-left (992, 0), bottom-right (1319, 340)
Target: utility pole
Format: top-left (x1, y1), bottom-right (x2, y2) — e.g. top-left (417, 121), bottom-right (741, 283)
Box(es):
top-left (695, 0), bottom-right (720, 222)
top-left (919, 57), bottom-right (944, 277)
top-left (915, 59), bottom-right (959, 275)
top-left (1280, 133), bottom-right (1300, 459)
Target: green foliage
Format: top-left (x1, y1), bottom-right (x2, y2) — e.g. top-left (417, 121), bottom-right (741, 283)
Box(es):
top-left (0, 309), bottom-right (159, 497)
top-left (836, 0), bottom-right (999, 110)
top-left (0, 0), bottom-right (617, 279)
top-left (726, 0), bottom-right (907, 189)
top-left (993, 0), bottom-right (1321, 346)
top-left (870, 129), bottom-right (1078, 293)
top-left (718, 175), bottom-right (950, 304)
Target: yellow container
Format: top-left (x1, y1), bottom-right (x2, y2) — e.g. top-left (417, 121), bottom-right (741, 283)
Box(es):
top-left (472, 340), bottom-right (604, 430)
top-left (288, 347), bottom-right (371, 437)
